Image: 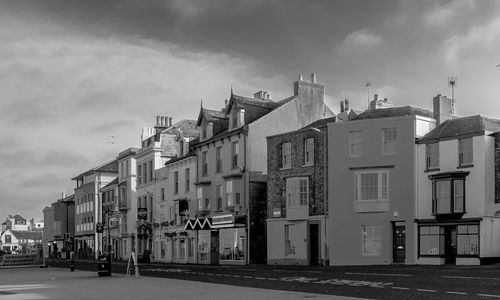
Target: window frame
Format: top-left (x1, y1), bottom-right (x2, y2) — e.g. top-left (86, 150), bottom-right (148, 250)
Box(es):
top-left (285, 177), bottom-right (309, 208)
top-left (281, 142), bottom-right (292, 169)
top-left (432, 178), bottom-right (466, 215)
top-left (303, 138), bottom-right (315, 166)
top-left (354, 170), bottom-right (389, 202)
top-left (458, 138), bottom-right (473, 167)
top-left (216, 146), bottom-right (223, 173)
top-left (382, 128), bottom-right (397, 154)
top-left (361, 225), bottom-right (382, 256)
top-left (349, 130), bottom-right (363, 157)
top-left (426, 143), bottom-right (439, 170)
top-left (231, 141), bottom-right (239, 169)
top-left (284, 224), bottom-right (295, 256)
top-left (201, 151), bottom-right (208, 177)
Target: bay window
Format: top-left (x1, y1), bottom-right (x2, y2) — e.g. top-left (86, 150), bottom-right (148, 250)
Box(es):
top-left (431, 177), bottom-right (466, 215)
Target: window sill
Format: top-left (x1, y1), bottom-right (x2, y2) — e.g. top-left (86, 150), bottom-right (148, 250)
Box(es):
top-left (424, 168), bottom-right (440, 173)
top-left (302, 163), bottom-right (314, 167)
top-left (457, 164), bottom-right (474, 169)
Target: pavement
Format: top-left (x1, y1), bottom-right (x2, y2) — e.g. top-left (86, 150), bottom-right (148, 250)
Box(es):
top-left (0, 267), bottom-right (366, 300)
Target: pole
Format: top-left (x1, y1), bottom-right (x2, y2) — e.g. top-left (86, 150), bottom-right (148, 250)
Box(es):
top-left (107, 208), bottom-right (112, 274)
top-left (323, 127), bottom-right (328, 266)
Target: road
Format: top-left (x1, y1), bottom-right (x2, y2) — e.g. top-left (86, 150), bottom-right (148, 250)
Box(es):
top-left (45, 259), bottom-right (500, 299)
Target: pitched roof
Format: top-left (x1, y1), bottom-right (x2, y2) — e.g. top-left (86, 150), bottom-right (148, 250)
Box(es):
top-left (303, 117), bottom-right (337, 129)
top-left (420, 115), bottom-right (500, 142)
top-left (9, 230), bottom-right (42, 240)
top-left (162, 119), bottom-right (198, 138)
top-left (72, 160), bottom-right (118, 180)
top-left (336, 109), bottom-right (362, 121)
top-left (227, 93), bottom-right (281, 111)
top-left (196, 108), bottom-right (228, 126)
top-left (102, 177), bottom-right (119, 189)
top-left (353, 106), bottom-right (433, 121)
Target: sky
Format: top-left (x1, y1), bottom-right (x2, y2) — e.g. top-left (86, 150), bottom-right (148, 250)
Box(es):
top-left (1, 0), bottom-right (500, 220)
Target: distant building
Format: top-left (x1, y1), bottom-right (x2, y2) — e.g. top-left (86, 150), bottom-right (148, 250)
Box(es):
top-left (100, 177), bottom-right (119, 259)
top-left (72, 160), bottom-right (118, 259)
top-left (4, 214), bottom-right (28, 231)
top-left (43, 206), bottom-right (54, 258)
top-left (1, 229), bottom-right (42, 254)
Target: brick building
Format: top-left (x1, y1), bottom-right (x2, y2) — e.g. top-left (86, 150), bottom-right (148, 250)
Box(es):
top-left (266, 117), bottom-right (333, 265)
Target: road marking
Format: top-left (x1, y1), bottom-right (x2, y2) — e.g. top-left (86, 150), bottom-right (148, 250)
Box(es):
top-left (478, 294), bottom-right (500, 298)
top-left (345, 272), bottom-right (411, 277)
top-left (444, 276), bottom-right (500, 281)
top-left (272, 269), bottom-right (321, 273)
top-left (417, 289), bottom-right (437, 293)
top-left (0, 293), bottom-right (48, 299)
top-left (223, 274), bottom-right (231, 277)
top-left (391, 287), bottom-right (410, 290)
top-left (255, 277), bottom-right (266, 280)
top-left (232, 275), bottom-right (241, 278)
top-left (446, 291), bottom-right (467, 295)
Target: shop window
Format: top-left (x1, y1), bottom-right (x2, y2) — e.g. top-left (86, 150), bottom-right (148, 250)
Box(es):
top-left (457, 225), bottom-right (479, 256)
top-left (285, 224), bottom-right (295, 256)
top-left (419, 226), bottom-right (444, 256)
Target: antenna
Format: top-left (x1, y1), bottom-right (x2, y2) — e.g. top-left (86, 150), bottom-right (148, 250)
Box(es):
top-left (366, 81), bottom-right (372, 108)
top-left (448, 76), bottom-right (457, 114)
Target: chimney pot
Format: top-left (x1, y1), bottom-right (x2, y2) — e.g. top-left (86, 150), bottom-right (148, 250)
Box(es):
top-left (311, 73), bottom-right (316, 83)
top-left (298, 74), bottom-right (303, 81)
top-left (344, 99), bottom-right (350, 111)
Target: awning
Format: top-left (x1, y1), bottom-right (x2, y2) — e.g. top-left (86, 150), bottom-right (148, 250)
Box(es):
top-left (184, 218), bottom-right (212, 230)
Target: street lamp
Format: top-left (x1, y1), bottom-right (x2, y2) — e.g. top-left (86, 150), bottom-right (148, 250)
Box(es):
top-left (310, 127), bottom-right (329, 266)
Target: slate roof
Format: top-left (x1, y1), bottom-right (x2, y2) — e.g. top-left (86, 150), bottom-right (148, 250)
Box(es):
top-left (9, 230), bottom-right (42, 241)
top-left (227, 93), bottom-right (281, 111)
top-left (196, 108), bottom-right (228, 126)
top-left (304, 117), bottom-right (337, 129)
top-left (419, 115), bottom-right (500, 142)
top-left (162, 119), bottom-right (199, 138)
top-left (353, 106), bottom-right (433, 121)
top-left (336, 109), bottom-right (363, 121)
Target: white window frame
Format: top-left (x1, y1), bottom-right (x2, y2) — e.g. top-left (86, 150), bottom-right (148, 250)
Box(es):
top-left (459, 138), bottom-right (473, 166)
top-left (354, 170), bottom-right (389, 202)
top-left (426, 143), bottom-right (439, 170)
top-left (362, 225), bottom-right (382, 256)
top-left (382, 128), bottom-right (396, 154)
top-left (197, 187), bottom-right (203, 210)
top-left (286, 177), bottom-right (309, 208)
top-left (281, 142), bottom-right (291, 169)
top-left (226, 180), bottom-right (234, 208)
top-left (349, 130), bottom-right (363, 157)
top-left (303, 138), bottom-right (314, 166)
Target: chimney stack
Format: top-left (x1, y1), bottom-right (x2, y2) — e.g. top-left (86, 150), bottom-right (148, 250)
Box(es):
top-left (433, 94), bottom-right (453, 125)
top-left (374, 94), bottom-right (379, 101)
top-left (311, 73), bottom-right (316, 83)
top-left (298, 74), bottom-right (303, 81)
top-left (340, 101), bottom-right (345, 113)
top-left (344, 99), bottom-right (350, 111)
top-left (169, 117), bottom-right (173, 127)
top-left (156, 116), bottom-right (161, 126)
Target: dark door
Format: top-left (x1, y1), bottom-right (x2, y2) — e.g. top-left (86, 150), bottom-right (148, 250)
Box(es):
top-left (444, 226), bottom-right (457, 264)
top-left (210, 231), bottom-right (219, 265)
top-left (393, 225), bottom-right (406, 263)
top-left (309, 224), bottom-right (319, 266)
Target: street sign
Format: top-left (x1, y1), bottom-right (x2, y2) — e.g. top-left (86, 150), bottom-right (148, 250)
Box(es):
top-left (96, 223), bottom-right (104, 233)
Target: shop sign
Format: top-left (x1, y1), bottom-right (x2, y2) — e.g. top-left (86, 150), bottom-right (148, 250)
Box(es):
top-left (212, 214), bottom-right (234, 225)
top-left (137, 208), bottom-right (147, 219)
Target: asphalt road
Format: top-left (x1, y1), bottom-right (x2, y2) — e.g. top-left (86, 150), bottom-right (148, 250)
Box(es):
top-left (46, 259), bottom-right (500, 299)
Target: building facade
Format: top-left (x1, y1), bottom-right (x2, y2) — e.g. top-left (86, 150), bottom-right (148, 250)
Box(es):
top-left (72, 160), bottom-right (118, 259)
top-left (101, 178), bottom-right (120, 260)
top-left (116, 147), bottom-right (138, 260)
top-left (266, 118), bottom-right (332, 265)
top-left (329, 100), bottom-right (435, 265)
top-left (194, 74), bottom-right (334, 265)
top-left (416, 96), bottom-right (500, 265)
top-left (52, 194), bottom-right (75, 259)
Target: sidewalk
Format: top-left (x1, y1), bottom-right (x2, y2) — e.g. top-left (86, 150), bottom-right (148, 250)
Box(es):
top-left (0, 267), bottom-right (367, 300)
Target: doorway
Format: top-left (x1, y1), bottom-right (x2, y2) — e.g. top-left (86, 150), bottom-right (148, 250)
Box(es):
top-left (309, 223), bottom-right (319, 266)
top-left (392, 224), bottom-right (405, 263)
top-left (444, 226), bottom-right (457, 264)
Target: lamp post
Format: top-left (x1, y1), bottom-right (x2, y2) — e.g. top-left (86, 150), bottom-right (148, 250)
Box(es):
top-left (310, 127), bottom-right (328, 266)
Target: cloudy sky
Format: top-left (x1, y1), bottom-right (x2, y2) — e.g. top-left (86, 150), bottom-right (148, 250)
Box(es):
top-left (1, 0), bottom-right (500, 220)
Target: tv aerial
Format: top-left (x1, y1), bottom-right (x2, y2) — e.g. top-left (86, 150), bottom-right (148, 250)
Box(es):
top-left (448, 76), bottom-right (457, 114)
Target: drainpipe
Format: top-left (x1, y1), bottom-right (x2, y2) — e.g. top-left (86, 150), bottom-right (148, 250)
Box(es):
top-left (243, 127), bottom-right (250, 265)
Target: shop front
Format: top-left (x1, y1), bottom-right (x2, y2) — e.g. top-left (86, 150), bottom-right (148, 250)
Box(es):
top-left (212, 214), bottom-right (247, 265)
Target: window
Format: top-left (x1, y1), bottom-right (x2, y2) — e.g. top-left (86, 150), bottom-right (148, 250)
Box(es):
top-left (432, 179), bottom-right (465, 214)
top-left (5, 234), bottom-right (11, 244)
top-left (457, 225), bottom-right (479, 256)
top-left (383, 128), bottom-right (396, 154)
top-left (174, 171), bottom-right (179, 194)
top-left (281, 142), bottom-right (291, 168)
top-left (232, 111), bottom-right (238, 128)
top-left (216, 184), bottom-right (223, 210)
top-left (459, 138), bottom-right (473, 166)
top-left (225, 181), bottom-right (235, 208)
top-left (126, 160), bottom-right (129, 176)
top-left (202, 151), bottom-right (208, 176)
top-left (285, 224), bottom-right (295, 256)
top-left (202, 125), bottom-right (207, 139)
top-left (426, 143), bottom-right (439, 170)
top-left (185, 168), bottom-right (190, 192)
top-left (303, 138), bottom-right (314, 165)
top-left (349, 130), bottom-right (363, 157)
top-left (149, 161), bottom-right (153, 182)
top-left (143, 163), bottom-right (147, 183)
top-left (137, 165), bottom-right (142, 184)
top-left (354, 171), bottom-right (389, 202)
top-left (231, 142), bottom-right (239, 169)
top-left (197, 187), bottom-right (203, 210)
top-left (161, 188), bottom-right (165, 201)
top-left (419, 226), bottom-right (444, 255)
top-left (216, 147), bottom-right (222, 173)
top-left (286, 177), bottom-right (309, 207)
top-left (362, 225), bottom-right (381, 255)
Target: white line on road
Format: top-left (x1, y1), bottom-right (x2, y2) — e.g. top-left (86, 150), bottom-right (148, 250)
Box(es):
top-left (417, 289), bottom-right (437, 293)
top-left (0, 293), bottom-right (48, 299)
top-left (232, 275), bottom-right (241, 278)
top-left (267, 278), bottom-right (278, 281)
top-left (255, 277), bottom-right (266, 280)
top-left (345, 272), bottom-right (412, 277)
top-left (391, 287), bottom-right (410, 290)
top-left (443, 276), bottom-right (500, 281)
top-left (477, 294), bottom-right (500, 298)
top-left (445, 291), bottom-right (467, 295)
top-left (223, 274), bottom-right (231, 277)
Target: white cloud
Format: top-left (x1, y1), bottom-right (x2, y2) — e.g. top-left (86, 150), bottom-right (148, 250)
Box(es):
top-left (441, 16), bottom-right (500, 64)
top-left (337, 29), bottom-right (382, 55)
top-left (422, 0), bottom-right (476, 27)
